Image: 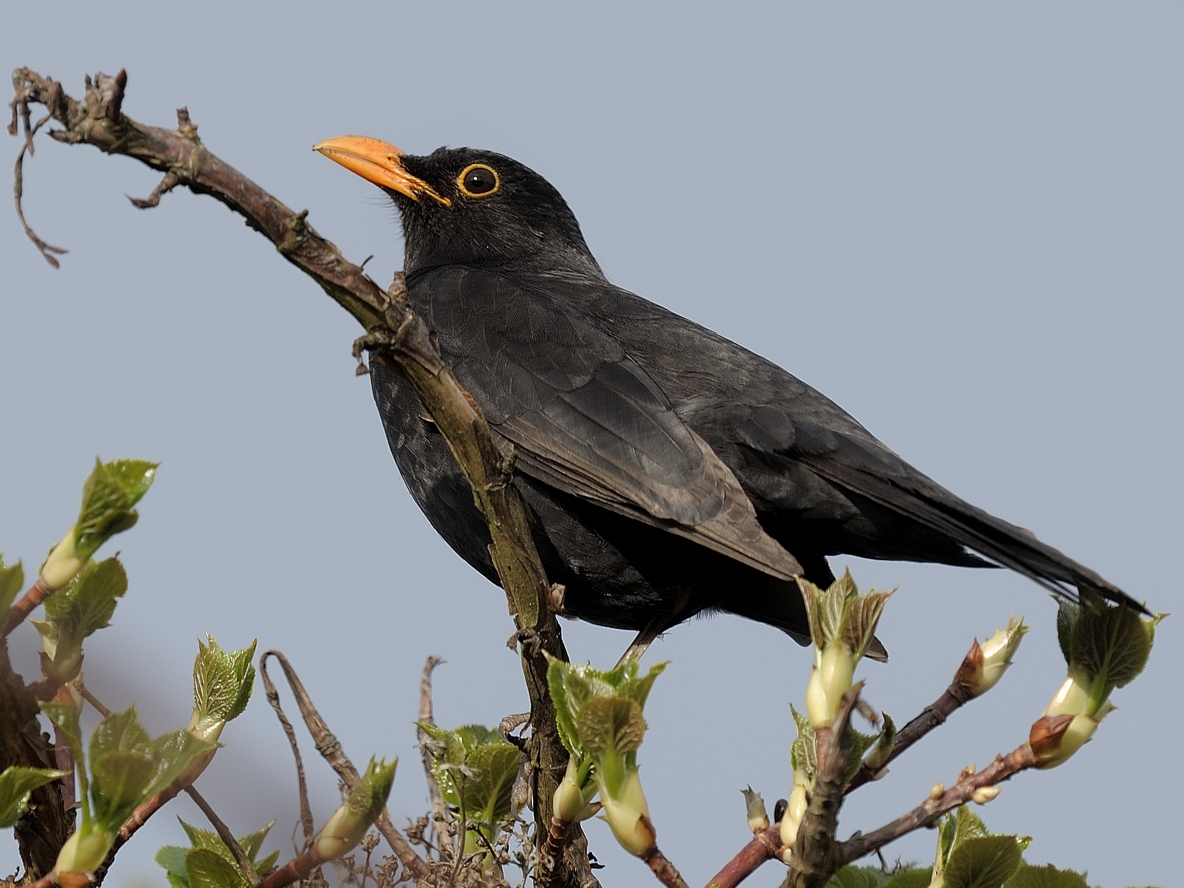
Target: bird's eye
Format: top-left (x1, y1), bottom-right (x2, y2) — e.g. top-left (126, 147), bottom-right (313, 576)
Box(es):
top-left (457, 164), bottom-right (499, 198)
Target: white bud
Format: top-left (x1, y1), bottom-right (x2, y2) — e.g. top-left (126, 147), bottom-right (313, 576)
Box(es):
top-left (971, 785), bottom-right (1001, 805)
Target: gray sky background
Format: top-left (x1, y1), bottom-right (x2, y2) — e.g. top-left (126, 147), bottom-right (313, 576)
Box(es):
top-left (2, 4), bottom-right (1180, 886)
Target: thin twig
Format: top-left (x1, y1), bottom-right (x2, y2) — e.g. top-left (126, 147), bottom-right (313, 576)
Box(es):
top-left (8, 74), bottom-right (67, 267)
top-left (5, 577), bottom-right (54, 637)
top-left (257, 844), bottom-right (332, 888)
top-left (847, 679), bottom-right (975, 793)
top-left (260, 650), bottom-right (429, 881)
top-left (643, 847), bottom-right (690, 888)
top-left (416, 656), bottom-right (450, 856)
top-left (836, 742), bottom-right (1036, 864)
top-left (76, 682), bottom-right (111, 717)
top-left (186, 785), bottom-right (260, 886)
top-left (259, 651), bottom-right (315, 845)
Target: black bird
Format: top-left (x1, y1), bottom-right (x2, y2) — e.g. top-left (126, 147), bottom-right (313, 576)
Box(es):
top-left (314, 136), bottom-right (1141, 655)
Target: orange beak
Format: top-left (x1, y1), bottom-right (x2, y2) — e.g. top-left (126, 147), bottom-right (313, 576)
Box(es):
top-left (312, 135), bottom-right (451, 206)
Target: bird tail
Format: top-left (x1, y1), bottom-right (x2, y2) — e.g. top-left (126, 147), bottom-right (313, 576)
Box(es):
top-left (800, 457), bottom-right (1148, 614)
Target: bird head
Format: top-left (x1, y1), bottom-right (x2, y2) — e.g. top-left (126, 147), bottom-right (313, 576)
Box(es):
top-left (314, 136), bottom-right (599, 278)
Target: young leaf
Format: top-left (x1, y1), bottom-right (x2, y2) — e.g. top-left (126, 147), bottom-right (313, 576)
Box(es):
top-left (185, 847), bottom-right (248, 888)
top-left (192, 637), bottom-right (257, 728)
top-left (826, 865), bottom-right (892, 887)
top-left (0, 766), bottom-right (68, 828)
top-left (37, 557), bottom-right (128, 680)
top-left (0, 556), bottom-right (24, 611)
top-left (74, 458), bottom-right (158, 560)
top-left (1006, 864), bottom-right (1091, 888)
top-left (941, 834), bottom-right (1023, 888)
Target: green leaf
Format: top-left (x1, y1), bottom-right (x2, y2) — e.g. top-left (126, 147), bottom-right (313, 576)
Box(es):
top-left (0, 556), bottom-right (24, 611)
top-left (146, 729), bottom-right (219, 797)
top-left (235, 819), bottom-right (277, 863)
top-left (462, 742), bottom-right (521, 826)
top-left (421, 722), bottom-right (514, 815)
top-left (0, 766), bottom-right (68, 828)
top-left (88, 709), bottom-right (215, 829)
top-left (827, 864), bottom-right (893, 887)
top-left (40, 558), bottom-right (127, 675)
top-left (185, 847), bottom-right (248, 888)
top-left (90, 748), bottom-right (157, 827)
top-left (943, 835), bottom-right (1023, 888)
top-left (343, 756), bottom-right (396, 824)
top-left (789, 705), bottom-right (817, 779)
top-left (841, 589), bottom-right (894, 659)
top-left (547, 659), bottom-right (666, 757)
top-left (1006, 864), bottom-right (1091, 888)
top-left (193, 637), bottom-right (257, 723)
top-left (883, 868), bottom-right (934, 888)
top-left (843, 726), bottom-right (881, 784)
top-left (155, 845), bottom-right (192, 888)
top-left (39, 700), bottom-right (84, 763)
top-left (162, 817), bottom-right (278, 883)
top-left (576, 697), bottom-right (646, 758)
top-left (74, 458), bottom-right (158, 560)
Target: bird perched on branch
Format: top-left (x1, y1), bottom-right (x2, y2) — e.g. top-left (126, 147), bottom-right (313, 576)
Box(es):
top-left (315, 136), bottom-right (1142, 657)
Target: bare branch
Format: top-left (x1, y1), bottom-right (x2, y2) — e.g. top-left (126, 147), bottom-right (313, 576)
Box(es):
top-left (415, 656), bottom-right (450, 858)
top-left (643, 847), bottom-right (690, 888)
top-left (260, 650), bottom-right (428, 881)
top-left (5, 577), bottom-right (54, 637)
top-left (846, 652), bottom-right (977, 794)
top-left (259, 651), bottom-right (316, 846)
top-left (185, 785), bottom-right (260, 886)
top-left (837, 743), bottom-right (1036, 865)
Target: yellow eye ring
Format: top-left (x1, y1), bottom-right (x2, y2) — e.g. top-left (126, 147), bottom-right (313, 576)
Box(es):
top-left (457, 163), bottom-right (500, 198)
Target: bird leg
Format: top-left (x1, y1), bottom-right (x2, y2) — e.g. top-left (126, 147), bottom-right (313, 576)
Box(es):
top-left (615, 617), bottom-right (665, 667)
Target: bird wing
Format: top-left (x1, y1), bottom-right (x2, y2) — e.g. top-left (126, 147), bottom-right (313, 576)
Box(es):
top-left (411, 265), bottom-right (803, 580)
top-left (571, 282), bottom-right (1140, 610)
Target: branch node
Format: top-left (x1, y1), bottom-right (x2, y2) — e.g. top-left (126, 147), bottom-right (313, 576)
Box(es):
top-left (106, 70), bottom-right (127, 123)
top-left (127, 170), bottom-right (180, 209)
top-left (175, 106), bottom-right (199, 141)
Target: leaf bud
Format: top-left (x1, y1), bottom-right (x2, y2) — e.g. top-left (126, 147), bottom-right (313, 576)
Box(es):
top-left (41, 527), bottom-right (83, 591)
top-left (971, 785), bottom-right (1001, 805)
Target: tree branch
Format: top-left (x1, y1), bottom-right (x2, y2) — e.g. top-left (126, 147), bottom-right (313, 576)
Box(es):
top-left (787, 684), bottom-right (862, 888)
top-left (10, 66), bottom-right (585, 886)
top-left (837, 743), bottom-right (1035, 865)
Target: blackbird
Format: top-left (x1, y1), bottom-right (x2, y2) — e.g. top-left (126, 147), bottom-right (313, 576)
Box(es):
top-left (314, 136), bottom-right (1142, 654)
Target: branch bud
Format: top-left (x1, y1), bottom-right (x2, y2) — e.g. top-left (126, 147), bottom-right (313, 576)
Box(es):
top-left (41, 527), bottom-right (83, 591)
top-left (741, 786), bottom-right (769, 834)
top-left (955, 616), bottom-right (1027, 697)
top-left (971, 785), bottom-right (1001, 805)
top-left (599, 768), bottom-right (655, 858)
top-left (778, 769), bottom-right (810, 850)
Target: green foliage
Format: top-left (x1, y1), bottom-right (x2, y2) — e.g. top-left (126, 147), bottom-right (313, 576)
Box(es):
top-left (74, 458), bottom-right (157, 559)
top-left (192, 636), bottom-right (257, 725)
top-left (798, 569), bottom-right (893, 662)
top-left (419, 723), bottom-right (518, 834)
top-left (156, 818), bottom-right (279, 888)
top-left (0, 766), bottom-right (68, 828)
top-left (1057, 591), bottom-right (1157, 696)
top-left (0, 555), bottom-right (24, 611)
top-left (1006, 864), bottom-right (1091, 888)
top-left (87, 707), bottom-right (216, 831)
top-left (34, 556), bottom-right (127, 682)
top-left (933, 806), bottom-right (1028, 888)
top-left (548, 658), bottom-right (666, 779)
